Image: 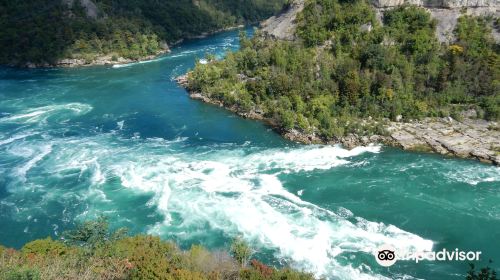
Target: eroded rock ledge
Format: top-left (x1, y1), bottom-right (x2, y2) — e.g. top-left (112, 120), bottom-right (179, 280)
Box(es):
top-left (177, 74), bottom-right (500, 165)
top-left (261, 0), bottom-right (499, 43)
top-left (386, 117), bottom-right (500, 164)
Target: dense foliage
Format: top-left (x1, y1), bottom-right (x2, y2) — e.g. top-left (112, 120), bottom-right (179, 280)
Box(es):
top-left (467, 262), bottom-right (498, 280)
top-left (0, 217), bottom-right (314, 280)
top-left (0, 0), bottom-right (286, 65)
top-left (188, 0), bottom-right (499, 140)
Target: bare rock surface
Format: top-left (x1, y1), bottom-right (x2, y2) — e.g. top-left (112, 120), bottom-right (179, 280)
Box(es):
top-left (262, 0), bottom-right (499, 43)
top-left (371, 0), bottom-right (498, 8)
top-left (261, 0), bottom-right (305, 40)
top-left (387, 117), bottom-right (500, 164)
top-left (377, 6), bottom-right (499, 42)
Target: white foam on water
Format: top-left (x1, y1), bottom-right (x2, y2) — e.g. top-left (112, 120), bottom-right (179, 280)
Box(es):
top-left (0, 132), bottom-right (38, 146)
top-left (0, 103), bottom-right (92, 124)
top-left (117, 120), bottom-right (125, 130)
top-left (111, 64), bottom-right (129, 69)
top-left (15, 145), bottom-right (52, 182)
top-left (76, 143), bottom-right (426, 279)
top-left (242, 144), bottom-right (381, 173)
top-left (1, 128), bottom-right (431, 280)
top-left (111, 48), bottom-right (213, 69)
top-left (112, 55), bottom-right (168, 68)
top-left (445, 165), bottom-right (500, 186)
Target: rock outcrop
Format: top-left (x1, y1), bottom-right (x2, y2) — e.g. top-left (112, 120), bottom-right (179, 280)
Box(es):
top-left (310, 116), bottom-right (500, 165)
top-left (177, 74), bottom-right (500, 165)
top-left (261, 0), bottom-right (499, 43)
top-left (371, 0), bottom-right (497, 8)
top-left (373, 3), bottom-right (499, 42)
top-left (386, 116), bottom-right (500, 164)
top-left (428, 7), bottom-right (498, 42)
top-left (261, 0), bottom-right (305, 40)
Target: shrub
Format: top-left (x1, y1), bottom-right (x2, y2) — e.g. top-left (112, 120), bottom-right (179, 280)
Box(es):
top-left (466, 262), bottom-right (498, 280)
top-left (230, 238), bottom-right (252, 267)
top-left (111, 235), bottom-right (181, 280)
top-left (0, 268), bottom-right (40, 280)
top-left (21, 238), bottom-right (67, 257)
top-left (63, 216), bottom-right (127, 249)
top-left (240, 265), bottom-right (315, 280)
top-left (482, 95), bottom-right (500, 121)
top-left (273, 268), bottom-right (315, 280)
top-left (0, 218), bottom-right (316, 280)
top-left (250, 259), bottom-right (274, 278)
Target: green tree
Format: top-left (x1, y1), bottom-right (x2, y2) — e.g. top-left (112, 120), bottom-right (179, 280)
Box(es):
top-left (62, 216), bottom-right (127, 249)
top-left (230, 238), bottom-right (252, 267)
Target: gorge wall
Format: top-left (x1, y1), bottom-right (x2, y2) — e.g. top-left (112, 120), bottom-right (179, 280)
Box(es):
top-left (261, 0), bottom-right (499, 42)
top-left (371, 0), bottom-right (497, 8)
top-left (372, 0), bottom-right (499, 42)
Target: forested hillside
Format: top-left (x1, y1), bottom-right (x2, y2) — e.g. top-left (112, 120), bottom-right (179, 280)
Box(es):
top-left (0, 0), bottom-right (286, 66)
top-left (187, 0), bottom-right (499, 141)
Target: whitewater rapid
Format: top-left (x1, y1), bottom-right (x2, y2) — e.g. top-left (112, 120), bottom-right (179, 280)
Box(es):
top-left (1, 29), bottom-right (499, 279)
top-left (0, 103), bottom-right (436, 279)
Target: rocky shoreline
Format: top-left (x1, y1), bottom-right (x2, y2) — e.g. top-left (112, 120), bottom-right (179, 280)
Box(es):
top-left (177, 74), bottom-right (500, 165)
top-left (19, 49), bottom-right (170, 68)
top-left (17, 25), bottom-right (249, 69)
top-left (385, 117), bottom-right (500, 164)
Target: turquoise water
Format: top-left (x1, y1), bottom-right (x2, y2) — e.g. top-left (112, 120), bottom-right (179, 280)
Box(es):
top-left (0, 28), bottom-right (499, 280)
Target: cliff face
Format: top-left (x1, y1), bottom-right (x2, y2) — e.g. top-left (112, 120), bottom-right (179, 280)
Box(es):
top-left (371, 0), bottom-right (497, 8)
top-left (261, 0), bottom-right (499, 42)
top-left (261, 0), bottom-right (305, 41)
top-left (427, 7), bottom-right (498, 41)
top-left (372, 0), bottom-right (499, 42)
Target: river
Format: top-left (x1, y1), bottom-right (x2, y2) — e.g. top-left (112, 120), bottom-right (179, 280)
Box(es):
top-left (0, 27), bottom-right (499, 279)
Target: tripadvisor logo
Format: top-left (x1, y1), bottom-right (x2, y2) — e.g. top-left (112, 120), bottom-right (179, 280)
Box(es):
top-left (375, 244), bottom-right (397, 267)
top-left (374, 244), bottom-right (482, 267)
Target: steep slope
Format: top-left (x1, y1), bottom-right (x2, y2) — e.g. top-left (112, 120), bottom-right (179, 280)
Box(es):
top-left (372, 0), bottom-right (499, 42)
top-left (183, 0), bottom-right (500, 164)
top-left (371, 0), bottom-right (497, 8)
top-left (0, 0), bottom-right (287, 67)
top-left (261, 0), bottom-right (499, 42)
top-left (261, 0), bottom-right (305, 40)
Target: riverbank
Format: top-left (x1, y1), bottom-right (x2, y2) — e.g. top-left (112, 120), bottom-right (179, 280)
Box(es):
top-left (15, 25), bottom-right (248, 69)
top-left (53, 25), bottom-right (247, 68)
top-left (177, 74), bottom-right (500, 165)
top-left (18, 49), bottom-right (170, 68)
